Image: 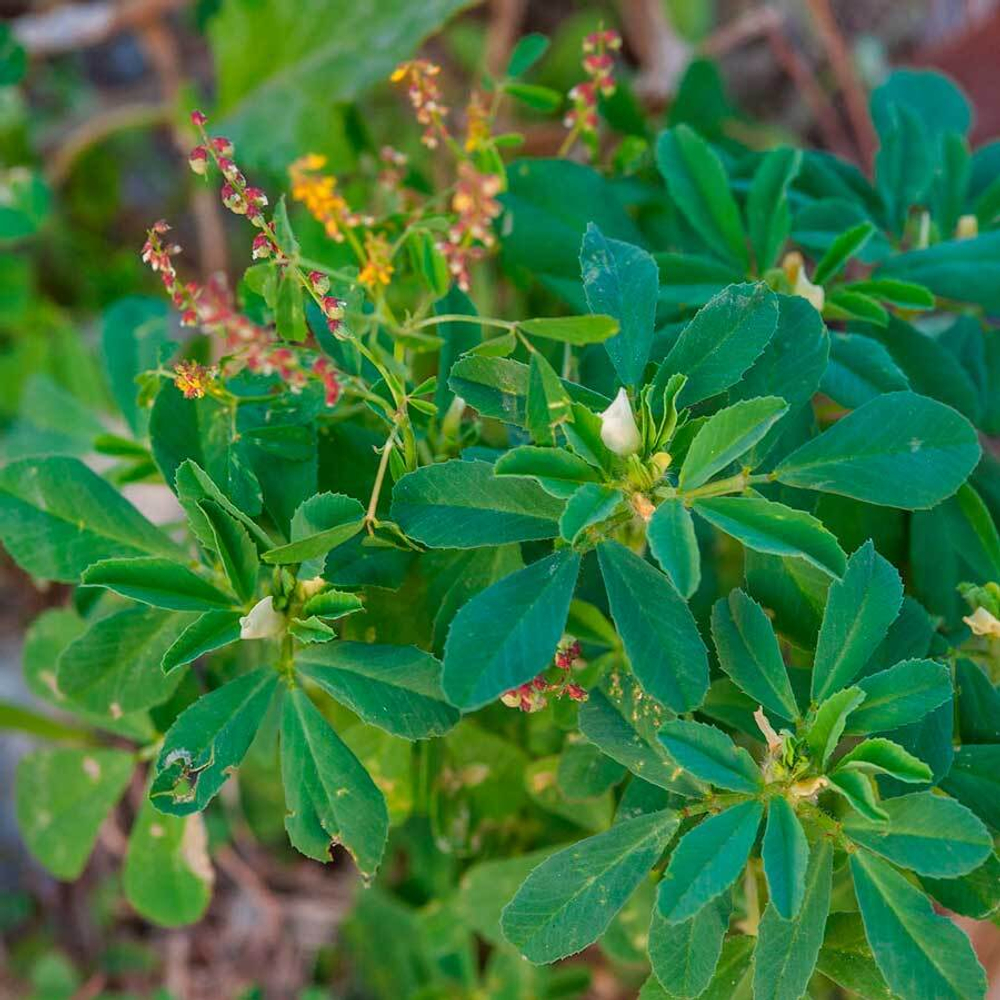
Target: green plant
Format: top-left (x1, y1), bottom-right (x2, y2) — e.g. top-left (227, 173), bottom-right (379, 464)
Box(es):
top-left (3, 19), bottom-right (1000, 1000)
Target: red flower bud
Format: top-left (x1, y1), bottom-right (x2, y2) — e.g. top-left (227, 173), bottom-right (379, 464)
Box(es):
top-left (190, 110), bottom-right (208, 127)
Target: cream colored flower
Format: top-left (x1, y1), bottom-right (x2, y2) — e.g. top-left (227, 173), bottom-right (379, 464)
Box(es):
top-left (963, 606), bottom-right (1000, 638)
top-left (600, 388), bottom-right (641, 457)
top-left (239, 596), bottom-right (284, 640)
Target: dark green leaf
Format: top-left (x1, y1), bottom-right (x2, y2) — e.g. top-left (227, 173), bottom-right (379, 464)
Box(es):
top-left (657, 800), bottom-right (763, 922)
top-left (761, 797), bottom-right (809, 919)
top-left (598, 541), bottom-right (708, 713)
top-left (693, 496), bottom-right (846, 579)
top-left (848, 659), bottom-right (952, 735)
top-left (442, 550), bottom-right (580, 710)
top-left (391, 459), bottom-right (564, 548)
top-left (647, 499), bottom-right (700, 599)
top-left (658, 719), bottom-right (761, 793)
top-left (151, 669), bottom-right (278, 814)
top-left (748, 147), bottom-right (801, 272)
top-left (710, 589), bottom-right (799, 721)
top-left (753, 839), bottom-right (833, 1000)
top-left (263, 492), bottom-right (365, 564)
top-left (805, 687), bottom-right (866, 768)
top-left (82, 557), bottom-right (237, 611)
top-left (297, 641), bottom-right (459, 739)
top-left (501, 809), bottom-right (679, 963)
top-left (580, 224), bottom-right (658, 386)
top-left (197, 500), bottom-right (258, 603)
top-left (281, 687), bottom-right (388, 874)
top-left (851, 849), bottom-right (986, 1000)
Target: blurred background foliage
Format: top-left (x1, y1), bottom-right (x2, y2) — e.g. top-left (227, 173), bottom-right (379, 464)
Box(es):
top-left (3, 0), bottom-right (1000, 996)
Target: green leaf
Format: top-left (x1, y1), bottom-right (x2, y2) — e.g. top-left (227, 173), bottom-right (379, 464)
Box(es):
top-left (642, 938), bottom-right (755, 999)
top-left (657, 801), bottom-right (763, 923)
top-left (442, 550), bottom-right (580, 711)
top-left (102, 297), bottom-right (171, 437)
top-left (828, 769), bottom-right (887, 823)
top-left (559, 483), bottom-right (622, 544)
top-left (212, 0), bottom-right (472, 169)
top-left (647, 499), bottom-right (700, 599)
top-left (845, 278), bottom-right (935, 310)
top-left (526, 350), bottom-right (572, 445)
top-left (197, 500), bottom-right (258, 603)
top-left (580, 223), bottom-right (658, 386)
top-left (448, 355), bottom-right (609, 428)
top-left (761, 797), bottom-right (809, 919)
top-left (753, 839), bottom-right (833, 1000)
top-left (821, 333), bottom-right (910, 409)
top-left (0, 456), bottom-right (181, 582)
top-left (805, 687), bottom-right (866, 768)
top-left (773, 392), bottom-right (980, 509)
top-left (150, 669), bottom-right (279, 815)
top-left (57, 607), bottom-right (193, 715)
top-left (648, 892), bottom-right (732, 998)
top-left (845, 791), bottom-right (992, 877)
top-left (281, 687), bottom-right (388, 875)
top-left (391, 459), bottom-right (564, 548)
top-left (22, 609), bottom-right (154, 740)
top-left (657, 719), bottom-right (762, 793)
top-left (941, 745), bottom-right (1000, 829)
top-left (297, 641), bottom-right (459, 739)
top-left (710, 590), bottom-right (799, 721)
top-left (656, 283), bottom-right (778, 408)
top-left (288, 616), bottom-right (336, 643)
top-left (578, 675), bottom-right (703, 796)
top-left (598, 541), bottom-right (709, 713)
top-left (519, 315), bottom-right (619, 345)
top-left (506, 32), bottom-right (549, 77)
top-left (263, 492), bottom-right (365, 564)
top-left (557, 741), bottom-right (625, 799)
top-left (175, 459), bottom-right (272, 553)
top-left (821, 291), bottom-right (888, 326)
top-left (813, 221), bottom-right (876, 285)
top-left (16, 748), bottom-right (134, 879)
top-left (500, 809), bottom-right (679, 963)
top-left (505, 81), bottom-right (561, 112)
top-left (850, 850), bottom-right (986, 1000)
top-left (921, 851), bottom-right (1000, 920)
top-left (816, 912), bottom-right (895, 1000)
top-left (834, 738), bottom-right (932, 784)
top-left (748, 147), bottom-right (801, 271)
top-left (161, 610), bottom-right (242, 673)
top-left (692, 496), bottom-right (847, 579)
top-left (812, 541), bottom-right (903, 701)
top-left (656, 126), bottom-right (748, 268)
top-left (878, 231), bottom-right (1000, 313)
top-left (81, 557), bottom-right (237, 611)
top-left (848, 659), bottom-right (952, 734)
top-left (123, 796), bottom-right (213, 927)
top-left (494, 446), bottom-right (600, 499)
top-left (302, 589), bottom-right (364, 619)
top-left (679, 397), bottom-right (788, 491)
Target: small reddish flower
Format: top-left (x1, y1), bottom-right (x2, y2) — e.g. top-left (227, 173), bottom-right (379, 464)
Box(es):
top-left (309, 270), bottom-right (331, 295)
top-left (252, 233), bottom-right (274, 259)
top-left (190, 109), bottom-right (208, 127)
top-left (188, 146), bottom-right (209, 176)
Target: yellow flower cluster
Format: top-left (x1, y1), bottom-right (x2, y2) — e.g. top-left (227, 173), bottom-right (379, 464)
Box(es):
top-left (288, 154), bottom-right (365, 243)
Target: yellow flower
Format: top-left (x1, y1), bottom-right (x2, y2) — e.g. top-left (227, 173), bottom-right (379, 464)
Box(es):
top-left (358, 231), bottom-right (394, 288)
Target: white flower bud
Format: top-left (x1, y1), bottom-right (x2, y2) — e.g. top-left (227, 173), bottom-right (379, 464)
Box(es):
top-left (600, 388), bottom-right (641, 457)
top-left (963, 606), bottom-right (1000, 638)
top-left (239, 596), bottom-right (284, 640)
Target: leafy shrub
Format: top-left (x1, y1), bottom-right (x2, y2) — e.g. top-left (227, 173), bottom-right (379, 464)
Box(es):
top-left (3, 19), bottom-right (1000, 1000)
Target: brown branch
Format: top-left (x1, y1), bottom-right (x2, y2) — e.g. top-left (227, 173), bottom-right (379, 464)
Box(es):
top-left (702, 5), bottom-right (855, 162)
top-left (618, 0), bottom-right (691, 103)
top-left (806, 0), bottom-right (876, 170)
top-left (13, 0), bottom-right (190, 57)
top-left (484, 0), bottom-right (527, 78)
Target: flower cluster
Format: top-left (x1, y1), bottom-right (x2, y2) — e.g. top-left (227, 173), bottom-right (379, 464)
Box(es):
top-left (358, 231), bottom-right (395, 289)
top-left (390, 60), bottom-right (449, 149)
top-left (960, 581), bottom-right (1000, 638)
top-left (439, 163), bottom-right (503, 292)
top-left (501, 640), bottom-right (587, 713)
top-left (289, 154), bottom-right (370, 243)
top-left (173, 360), bottom-right (218, 400)
top-left (141, 222), bottom-right (342, 404)
top-left (464, 91), bottom-right (490, 153)
top-left (564, 28), bottom-right (622, 140)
